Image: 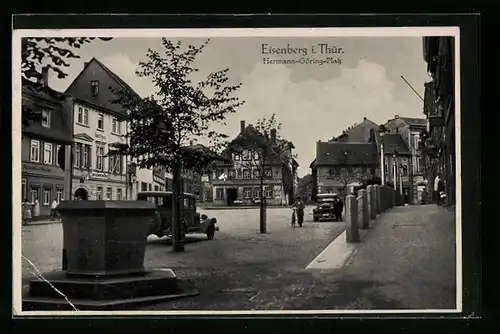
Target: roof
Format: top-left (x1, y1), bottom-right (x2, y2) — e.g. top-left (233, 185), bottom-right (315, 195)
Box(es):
top-left (137, 191), bottom-right (196, 198)
top-left (398, 117), bottom-right (427, 127)
top-left (22, 80), bottom-right (73, 144)
top-left (315, 141), bottom-right (379, 166)
top-left (331, 117), bottom-right (379, 143)
top-left (374, 133), bottom-right (411, 155)
top-left (65, 57), bottom-right (141, 117)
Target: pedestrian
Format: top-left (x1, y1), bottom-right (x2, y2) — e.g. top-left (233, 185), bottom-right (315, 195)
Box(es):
top-left (50, 198), bottom-right (59, 220)
top-left (32, 197), bottom-right (40, 218)
top-left (22, 198), bottom-right (32, 225)
top-left (292, 197), bottom-right (305, 227)
top-left (333, 195), bottom-right (344, 222)
top-left (434, 174), bottom-right (445, 205)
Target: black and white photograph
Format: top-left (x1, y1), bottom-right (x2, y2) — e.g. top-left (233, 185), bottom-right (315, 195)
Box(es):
top-left (12, 27), bottom-right (461, 315)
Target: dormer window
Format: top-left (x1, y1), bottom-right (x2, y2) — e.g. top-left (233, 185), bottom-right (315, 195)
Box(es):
top-left (41, 110), bottom-right (51, 128)
top-left (91, 80), bottom-right (99, 97)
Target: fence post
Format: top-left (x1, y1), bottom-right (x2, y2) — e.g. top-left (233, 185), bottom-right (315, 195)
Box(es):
top-left (359, 189), bottom-right (369, 229)
top-left (345, 195), bottom-right (360, 242)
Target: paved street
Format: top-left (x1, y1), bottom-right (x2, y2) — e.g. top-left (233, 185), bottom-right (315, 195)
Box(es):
top-left (20, 205), bottom-right (457, 311)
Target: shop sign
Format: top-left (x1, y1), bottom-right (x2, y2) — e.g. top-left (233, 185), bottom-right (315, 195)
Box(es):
top-left (22, 162), bottom-right (63, 177)
top-left (91, 171), bottom-right (109, 179)
top-left (95, 132), bottom-right (107, 140)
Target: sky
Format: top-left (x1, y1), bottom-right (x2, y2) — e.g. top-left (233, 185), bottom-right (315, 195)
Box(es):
top-left (45, 36), bottom-right (431, 177)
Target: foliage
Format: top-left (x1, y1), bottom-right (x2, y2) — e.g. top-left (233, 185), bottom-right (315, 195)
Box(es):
top-left (228, 114), bottom-right (296, 203)
top-left (109, 38), bottom-right (244, 174)
top-left (21, 37), bottom-right (112, 126)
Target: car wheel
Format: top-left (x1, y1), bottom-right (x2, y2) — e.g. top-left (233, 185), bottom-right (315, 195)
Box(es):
top-left (206, 224), bottom-right (215, 240)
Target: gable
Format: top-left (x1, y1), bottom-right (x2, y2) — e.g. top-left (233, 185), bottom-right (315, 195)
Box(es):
top-left (65, 58), bottom-right (136, 117)
top-left (74, 133), bottom-right (94, 142)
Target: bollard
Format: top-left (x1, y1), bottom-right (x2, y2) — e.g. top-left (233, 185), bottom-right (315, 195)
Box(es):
top-left (391, 188), bottom-right (396, 208)
top-left (359, 189), bottom-right (369, 229)
top-left (345, 195), bottom-right (360, 242)
top-left (375, 185), bottom-right (381, 214)
top-left (366, 185), bottom-right (373, 221)
top-left (367, 186), bottom-right (376, 220)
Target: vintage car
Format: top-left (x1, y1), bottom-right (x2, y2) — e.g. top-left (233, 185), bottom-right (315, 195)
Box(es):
top-left (312, 193), bottom-right (338, 222)
top-left (137, 191), bottom-right (219, 240)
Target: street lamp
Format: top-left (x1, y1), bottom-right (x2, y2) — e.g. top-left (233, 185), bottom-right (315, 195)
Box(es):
top-left (377, 125), bottom-right (388, 185)
top-left (393, 149), bottom-right (398, 191)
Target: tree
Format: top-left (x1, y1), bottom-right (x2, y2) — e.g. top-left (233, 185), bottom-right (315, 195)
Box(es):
top-left (228, 114), bottom-right (296, 233)
top-left (21, 37), bottom-right (112, 126)
top-left (110, 38), bottom-right (244, 251)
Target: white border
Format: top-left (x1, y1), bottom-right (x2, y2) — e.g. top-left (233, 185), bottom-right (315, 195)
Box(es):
top-left (12, 27), bottom-right (462, 316)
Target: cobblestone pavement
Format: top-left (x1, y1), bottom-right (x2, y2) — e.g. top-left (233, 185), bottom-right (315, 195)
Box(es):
top-left (20, 205), bottom-right (456, 311)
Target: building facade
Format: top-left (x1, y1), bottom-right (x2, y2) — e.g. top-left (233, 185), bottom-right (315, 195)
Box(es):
top-left (21, 75), bottom-right (73, 217)
top-left (312, 141), bottom-right (380, 197)
top-left (65, 58), bottom-right (151, 200)
top-left (384, 115), bottom-right (427, 204)
top-left (421, 36), bottom-right (456, 206)
top-left (211, 121), bottom-right (296, 206)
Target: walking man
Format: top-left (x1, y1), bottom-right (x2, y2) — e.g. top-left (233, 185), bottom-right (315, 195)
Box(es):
top-left (434, 174), bottom-right (445, 205)
top-left (50, 199), bottom-right (59, 220)
top-left (333, 195), bottom-right (344, 222)
top-left (292, 197), bottom-right (305, 227)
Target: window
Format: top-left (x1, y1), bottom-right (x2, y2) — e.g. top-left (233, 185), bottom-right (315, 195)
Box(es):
top-left (401, 165), bottom-right (408, 176)
top-left (91, 80), bottom-right (99, 97)
top-left (228, 169), bottom-right (236, 179)
top-left (148, 183), bottom-right (152, 191)
top-left (253, 169), bottom-right (260, 179)
top-left (253, 188), bottom-right (261, 199)
top-left (243, 169), bottom-right (251, 179)
top-left (77, 107), bottom-right (89, 125)
top-left (117, 188), bottom-right (123, 200)
top-left (112, 118), bottom-right (121, 134)
top-left (57, 145), bottom-right (62, 165)
top-left (242, 150), bottom-right (251, 160)
top-left (97, 113), bottom-right (104, 130)
top-left (42, 188), bottom-right (51, 205)
top-left (233, 153), bottom-right (240, 161)
top-left (108, 151), bottom-right (122, 174)
top-left (30, 187), bottom-right (39, 203)
top-left (41, 110), bottom-right (51, 128)
top-left (22, 179), bottom-right (27, 200)
top-left (56, 188), bottom-right (63, 202)
top-left (96, 145), bottom-right (105, 170)
top-left (265, 186), bottom-right (273, 198)
top-left (30, 140), bottom-right (40, 162)
top-left (341, 168), bottom-right (348, 176)
top-left (43, 143), bottom-right (53, 164)
top-left (264, 168), bottom-right (272, 178)
top-left (96, 187), bottom-right (103, 200)
top-left (141, 182), bottom-right (148, 192)
top-left (215, 188), bottom-right (224, 200)
top-left (236, 169), bottom-right (242, 179)
top-left (253, 151), bottom-right (260, 160)
top-left (243, 187), bottom-right (252, 198)
top-left (106, 187), bottom-right (112, 200)
top-left (82, 145), bottom-right (89, 168)
top-left (74, 144), bottom-right (81, 167)
top-left (155, 185), bottom-right (159, 191)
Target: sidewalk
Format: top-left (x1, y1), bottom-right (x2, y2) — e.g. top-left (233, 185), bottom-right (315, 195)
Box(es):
top-left (24, 218), bottom-right (61, 226)
top-left (338, 204), bottom-right (457, 309)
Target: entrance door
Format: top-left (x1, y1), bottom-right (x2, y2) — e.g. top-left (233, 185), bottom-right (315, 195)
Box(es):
top-left (403, 187), bottom-right (409, 204)
top-left (226, 188), bottom-right (238, 206)
top-left (74, 188), bottom-right (89, 200)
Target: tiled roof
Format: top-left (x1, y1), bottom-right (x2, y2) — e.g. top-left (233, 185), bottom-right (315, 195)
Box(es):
top-left (374, 133), bottom-right (411, 155)
top-left (332, 117), bottom-right (379, 143)
top-left (399, 117), bottom-right (427, 127)
top-left (315, 141), bottom-right (379, 166)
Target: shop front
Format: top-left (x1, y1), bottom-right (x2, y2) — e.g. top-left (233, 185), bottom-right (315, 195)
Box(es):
top-left (22, 162), bottom-right (69, 218)
top-left (72, 169), bottom-right (127, 200)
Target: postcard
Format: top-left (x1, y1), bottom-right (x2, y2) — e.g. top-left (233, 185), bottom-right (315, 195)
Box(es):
top-left (12, 26), bottom-right (461, 316)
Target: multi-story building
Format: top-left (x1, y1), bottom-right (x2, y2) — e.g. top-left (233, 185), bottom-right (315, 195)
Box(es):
top-left (210, 120), bottom-right (296, 206)
top-left (311, 140), bottom-right (380, 197)
top-left (21, 72), bottom-right (73, 217)
top-left (384, 115), bottom-right (427, 204)
top-left (65, 57), bottom-right (153, 200)
top-left (421, 36), bottom-right (455, 206)
top-left (374, 132), bottom-right (413, 203)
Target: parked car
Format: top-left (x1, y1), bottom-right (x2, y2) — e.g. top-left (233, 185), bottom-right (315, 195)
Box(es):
top-left (312, 193), bottom-right (337, 222)
top-left (137, 191), bottom-right (219, 240)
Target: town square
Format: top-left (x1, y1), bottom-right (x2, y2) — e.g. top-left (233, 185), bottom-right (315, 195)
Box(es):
top-left (14, 30), bottom-right (458, 312)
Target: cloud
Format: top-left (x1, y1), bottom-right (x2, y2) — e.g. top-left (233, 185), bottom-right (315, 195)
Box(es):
top-left (225, 59), bottom-right (408, 176)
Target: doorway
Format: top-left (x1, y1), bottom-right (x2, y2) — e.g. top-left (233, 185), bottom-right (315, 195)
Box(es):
top-left (74, 188), bottom-right (89, 200)
top-left (403, 186), bottom-right (409, 204)
top-left (226, 188), bottom-right (238, 206)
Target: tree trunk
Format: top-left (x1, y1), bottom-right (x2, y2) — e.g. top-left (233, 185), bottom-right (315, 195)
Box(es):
top-left (259, 149), bottom-right (267, 233)
top-left (171, 164), bottom-right (185, 252)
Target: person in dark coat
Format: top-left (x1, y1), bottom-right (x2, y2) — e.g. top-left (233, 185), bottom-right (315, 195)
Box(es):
top-left (292, 197), bottom-right (305, 227)
top-left (333, 195), bottom-right (344, 222)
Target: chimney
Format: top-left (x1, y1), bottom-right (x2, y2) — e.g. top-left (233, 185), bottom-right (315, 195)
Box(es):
top-left (363, 117), bottom-right (367, 121)
top-left (240, 120), bottom-right (245, 133)
top-left (40, 67), bottom-right (49, 87)
top-left (270, 128), bottom-right (277, 141)
top-left (394, 115), bottom-right (400, 119)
